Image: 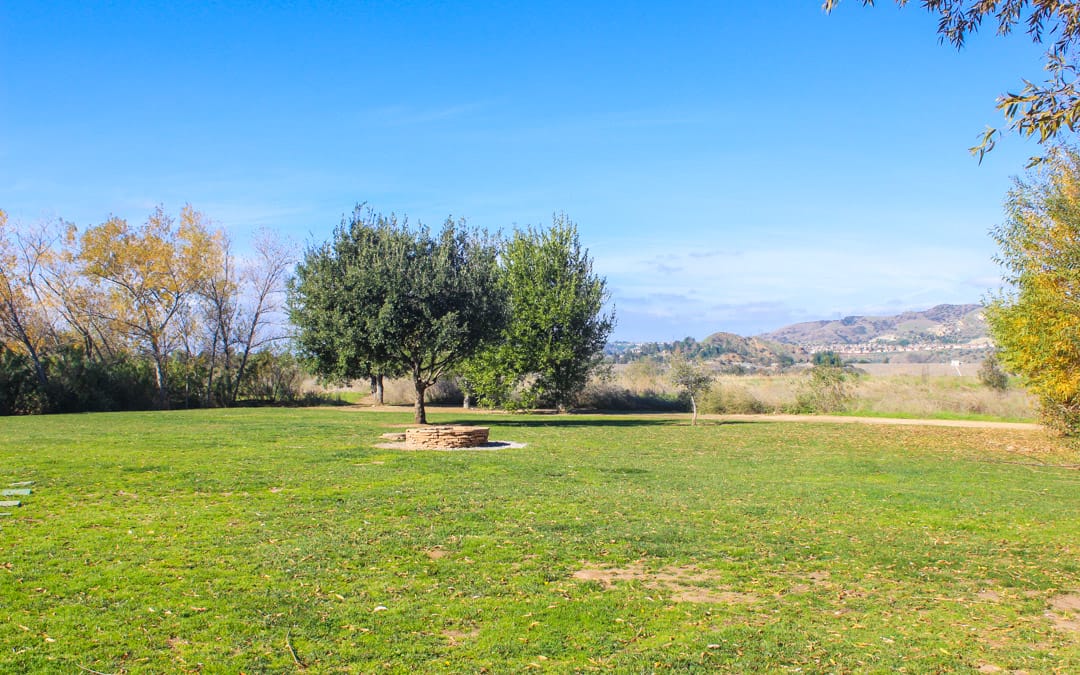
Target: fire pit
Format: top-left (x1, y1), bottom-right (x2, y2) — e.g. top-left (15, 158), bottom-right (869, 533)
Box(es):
top-left (404, 425), bottom-right (490, 449)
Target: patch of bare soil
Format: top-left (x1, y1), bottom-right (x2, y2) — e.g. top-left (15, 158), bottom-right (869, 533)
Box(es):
top-left (1045, 592), bottom-right (1080, 634)
top-left (572, 562), bottom-right (757, 604)
top-left (424, 547), bottom-right (448, 560)
top-left (442, 628), bottom-right (480, 645)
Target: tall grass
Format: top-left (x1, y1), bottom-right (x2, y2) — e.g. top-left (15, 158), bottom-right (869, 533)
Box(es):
top-left (310, 363), bottom-right (1039, 422)
top-left (587, 365), bottom-right (1038, 421)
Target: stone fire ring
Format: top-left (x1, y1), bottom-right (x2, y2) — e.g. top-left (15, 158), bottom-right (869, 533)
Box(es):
top-left (377, 425), bottom-right (525, 451)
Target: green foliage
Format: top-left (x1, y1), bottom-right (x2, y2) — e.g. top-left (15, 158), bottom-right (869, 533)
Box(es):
top-left (462, 215), bottom-right (614, 411)
top-left (238, 349), bottom-right (305, 403)
top-left (0, 347), bottom-right (46, 415)
top-left (289, 206), bottom-right (505, 423)
top-left (812, 350), bottom-right (845, 368)
top-left (978, 353), bottom-right (1010, 391)
top-left (795, 364), bottom-right (853, 413)
top-left (985, 147), bottom-right (1080, 433)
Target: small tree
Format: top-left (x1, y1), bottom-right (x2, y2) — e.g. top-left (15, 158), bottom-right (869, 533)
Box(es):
top-left (669, 354), bottom-right (713, 425)
top-left (978, 353), bottom-right (1009, 391)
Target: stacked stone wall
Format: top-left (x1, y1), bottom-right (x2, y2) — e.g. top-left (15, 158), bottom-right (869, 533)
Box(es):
top-left (404, 425), bottom-right (489, 449)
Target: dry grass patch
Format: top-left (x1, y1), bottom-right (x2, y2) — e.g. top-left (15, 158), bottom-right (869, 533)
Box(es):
top-left (572, 562), bottom-right (758, 604)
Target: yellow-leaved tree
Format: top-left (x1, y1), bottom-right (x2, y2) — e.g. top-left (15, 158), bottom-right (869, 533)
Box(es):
top-left (0, 209), bottom-right (56, 392)
top-left (77, 205), bottom-right (221, 408)
top-left (986, 147), bottom-right (1080, 434)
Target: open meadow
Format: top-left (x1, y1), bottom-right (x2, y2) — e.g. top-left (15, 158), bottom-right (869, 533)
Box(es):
top-left (2, 407), bottom-right (1080, 673)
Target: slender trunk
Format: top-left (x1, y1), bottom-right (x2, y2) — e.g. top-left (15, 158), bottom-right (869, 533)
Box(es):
top-left (205, 330), bottom-right (219, 407)
top-left (153, 356), bottom-right (170, 410)
top-left (463, 392), bottom-right (472, 409)
top-left (690, 394), bottom-right (698, 426)
top-left (27, 344), bottom-right (48, 393)
top-left (375, 373), bottom-right (384, 405)
top-left (231, 346), bottom-right (251, 407)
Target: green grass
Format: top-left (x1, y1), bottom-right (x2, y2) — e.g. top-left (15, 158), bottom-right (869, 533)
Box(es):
top-left (834, 408), bottom-right (1037, 424)
top-left (2, 408), bottom-right (1080, 673)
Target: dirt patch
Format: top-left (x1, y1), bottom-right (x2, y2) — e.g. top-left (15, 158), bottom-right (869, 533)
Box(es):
top-left (424, 547), bottom-right (448, 560)
top-left (167, 636), bottom-right (189, 650)
top-left (1045, 592), bottom-right (1080, 634)
top-left (572, 562), bottom-right (757, 604)
top-left (442, 628), bottom-right (480, 645)
top-left (1051, 593), bottom-right (1080, 613)
top-left (977, 590), bottom-right (1003, 602)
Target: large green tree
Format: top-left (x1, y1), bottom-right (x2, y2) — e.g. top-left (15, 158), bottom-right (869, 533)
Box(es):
top-left (825, 1), bottom-right (1080, 159)
top-left (985, 146), bottom-right (1080, 433)
top-left (289, 207), bottom-right (505, 424)
top-left (462, 215), bottom-right (614, 411)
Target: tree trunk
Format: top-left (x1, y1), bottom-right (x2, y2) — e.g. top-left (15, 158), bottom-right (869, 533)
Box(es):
top-left (463, 392), bottom-right (472, 409)
top-left (374, 374), bottom-right (384, 405)
top-left (690, 394), bottom-right (698, 426)
top-left (27, 344), bottom-right (48, 394)
top-left (413, 377), bottom-right (427, 424)
top-left (153, 356), bottom-right (170, 410)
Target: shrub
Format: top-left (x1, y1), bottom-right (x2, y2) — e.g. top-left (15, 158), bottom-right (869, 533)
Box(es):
top-left (699, 385), bottom-right (769, 414)
top-left (978, 353), bottom-right (1009, 391)
top-left (0, 348), bottom-right (46, 415)
top-left (794, 365), bottom-right (853, 413)
top-left (576, 382), bottom-right (683, 412)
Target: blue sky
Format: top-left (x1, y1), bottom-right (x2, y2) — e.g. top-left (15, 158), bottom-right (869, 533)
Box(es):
top-left (0, 1), bottom-right (1049, 340)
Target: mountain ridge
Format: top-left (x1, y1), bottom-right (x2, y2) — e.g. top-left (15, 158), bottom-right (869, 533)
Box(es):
top-left (757, 303), bottom-right (989, 349)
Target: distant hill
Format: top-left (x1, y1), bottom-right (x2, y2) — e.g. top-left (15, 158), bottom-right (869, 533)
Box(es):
top-left (607, 332), bottom-right (807, 368)
top-left (758, 304), bottom-right (990, 350)
top-left (607, 304), bottom-right (992, 368)
top-left (698, 331), bottom-right (808, 366)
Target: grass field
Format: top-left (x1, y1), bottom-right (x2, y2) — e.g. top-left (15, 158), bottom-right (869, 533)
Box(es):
top-left (2, 408), bottom-right (1080, 673)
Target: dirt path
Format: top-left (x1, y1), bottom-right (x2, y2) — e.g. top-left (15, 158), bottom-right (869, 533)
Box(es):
top-left (332, 403), bottom-right (1042, 431)
top-left (705, 413), bottom-right (1041, 431)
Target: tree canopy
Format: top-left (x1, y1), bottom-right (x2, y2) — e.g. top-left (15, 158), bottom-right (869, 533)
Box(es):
top-left (461, 215), bottom-right (614, 411)
top-left (985, 146), bottom-right (1080, 433)
top-left (289, 207), bottom-right (505, 424)
top-left (825, 0), bottom-right (1080, 159)
top-left (668, 353), bottom-right (713, 426)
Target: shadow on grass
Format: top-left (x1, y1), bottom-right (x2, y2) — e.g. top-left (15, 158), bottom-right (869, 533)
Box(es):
top-left (433, 416), bottom-right (757, 429)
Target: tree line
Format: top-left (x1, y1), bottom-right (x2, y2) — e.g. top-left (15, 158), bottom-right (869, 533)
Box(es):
top-left (1, 205), bottom-right (614, 421)
top-left (0, 207), bottom-right (294, 414)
